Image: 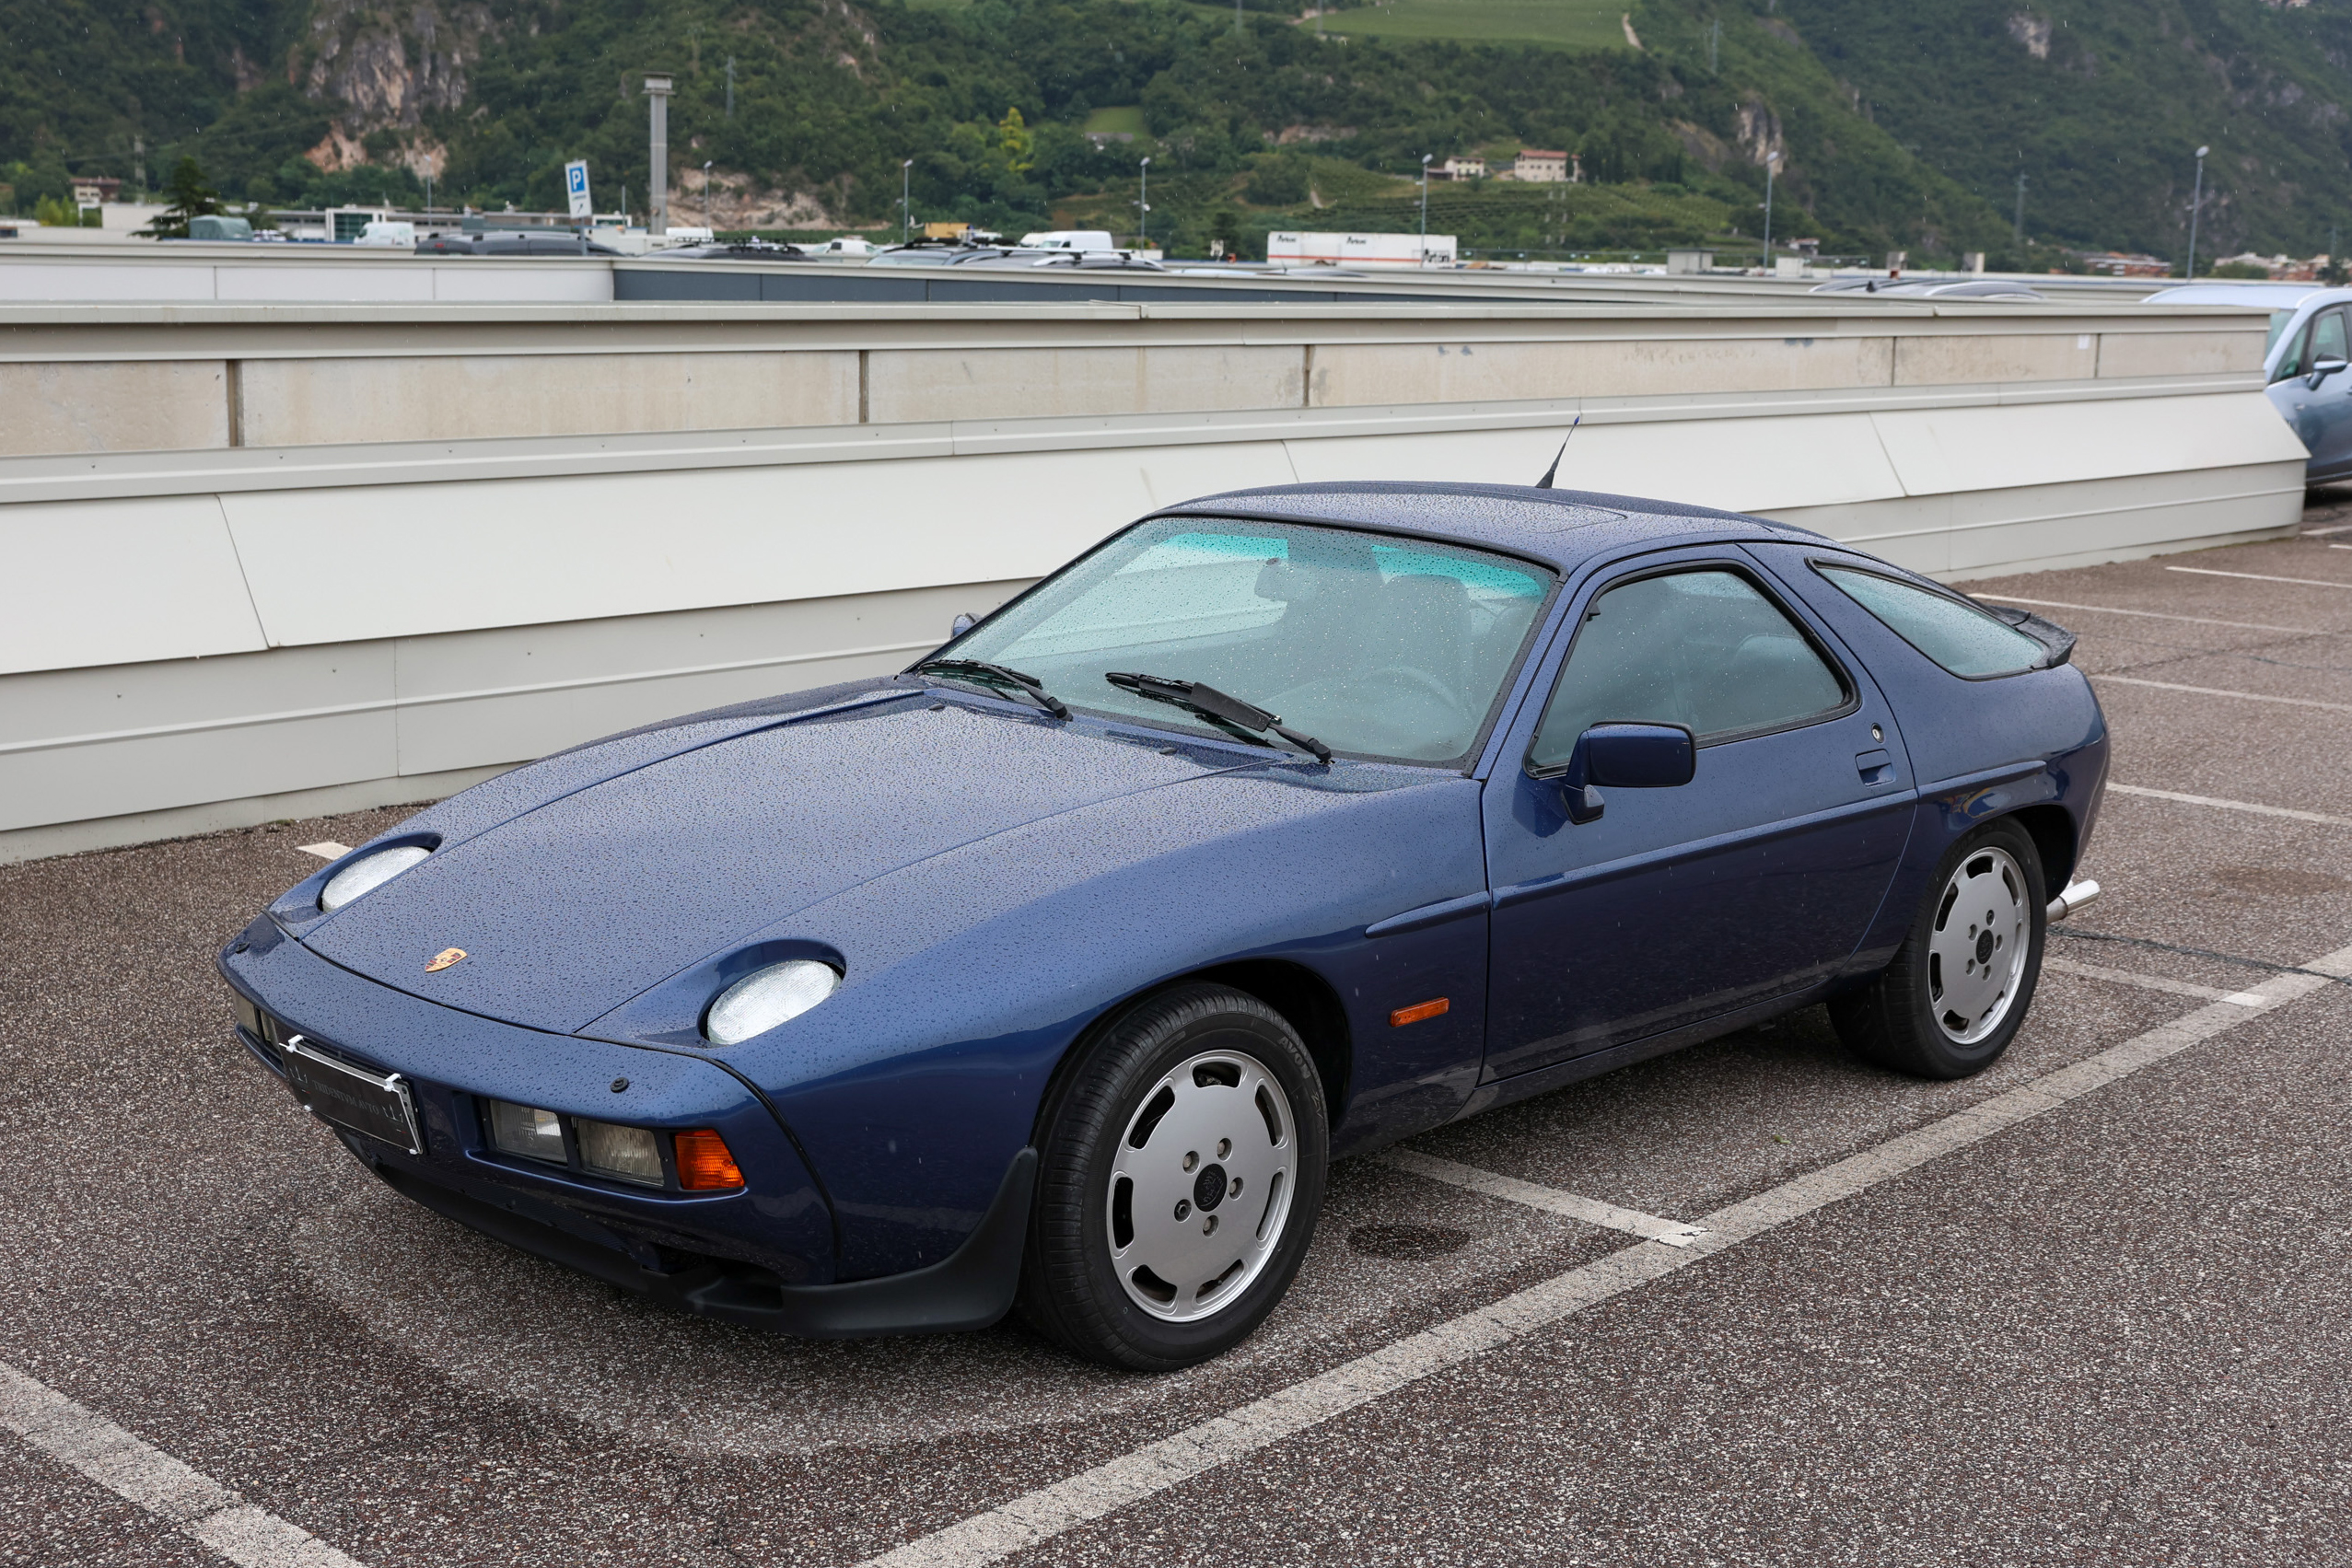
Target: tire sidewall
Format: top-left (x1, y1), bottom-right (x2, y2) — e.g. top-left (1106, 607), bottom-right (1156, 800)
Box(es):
top-left (1903, 818), bottom-right (2048, 1074)
top-left (1033, 986), bottom-right (1329, 1370)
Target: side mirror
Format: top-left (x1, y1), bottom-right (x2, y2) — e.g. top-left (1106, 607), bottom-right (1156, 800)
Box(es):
top-left (949, 611), bottom-right (979, 638)
top-left (1558, 722), bottom-right (1696, 824)
top-left (2309, 357), bottom-right (2348, 389)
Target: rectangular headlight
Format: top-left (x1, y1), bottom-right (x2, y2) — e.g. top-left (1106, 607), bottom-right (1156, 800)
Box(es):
top-left (230, 991), bottom-right (263, 1040)
top-left (576, 1119), bottom-right (663, 1187)
top-left (484, 1099), bottom-right (566, 1165)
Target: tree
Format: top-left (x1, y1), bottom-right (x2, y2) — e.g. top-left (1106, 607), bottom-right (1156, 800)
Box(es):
top-left (139, 157), bottom-right (224, 238)
top-left (996, 107), bottom-right (1035, 175)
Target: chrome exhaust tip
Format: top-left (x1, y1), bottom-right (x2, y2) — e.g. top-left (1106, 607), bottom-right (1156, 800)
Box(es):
top-left (2046, 878), bottom-right (2102, 922)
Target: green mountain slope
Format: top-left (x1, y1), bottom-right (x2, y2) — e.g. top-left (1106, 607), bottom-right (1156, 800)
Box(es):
top-left (0, 0), bottom-right (2341, 264)
top-left (1772, 0), bottom-right (2352, 258)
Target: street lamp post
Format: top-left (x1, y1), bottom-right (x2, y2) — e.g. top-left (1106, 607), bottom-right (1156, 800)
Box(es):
top-left (2185, 144), bottom-right (2209, 279)
top-left (902, 158), bottom-right (913, 241)
top-left (1762, 151), bottom-right (1779, 272)
top-left (1138, 156), bottom-right (1152, 250)
top-left (702, 160), bottom-right (713, 229)
top-left (1419, 154), bottom-right (1432, 265)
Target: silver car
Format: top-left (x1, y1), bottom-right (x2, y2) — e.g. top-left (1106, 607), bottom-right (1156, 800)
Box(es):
top-left (2146, 282), bottom-right (2352, 483)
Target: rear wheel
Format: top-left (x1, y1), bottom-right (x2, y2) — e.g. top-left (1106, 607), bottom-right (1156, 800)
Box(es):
top-left (1018, 983), bottom-right (1328, 1371)
top-left (1831, 818), bottom-right (2046, 1079)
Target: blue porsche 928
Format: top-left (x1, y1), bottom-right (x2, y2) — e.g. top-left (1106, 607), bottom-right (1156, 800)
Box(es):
top-left (220, 481), bottom-right (2107, 1371)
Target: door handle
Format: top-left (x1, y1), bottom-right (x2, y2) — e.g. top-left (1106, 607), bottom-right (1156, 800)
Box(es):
top-left (1856, 749), bottom-right (1894, 784)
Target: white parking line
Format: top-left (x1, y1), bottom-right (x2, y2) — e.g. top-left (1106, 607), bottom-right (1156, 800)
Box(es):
top-left (857, 939), bottom-right (2352, 1568)
top-left (2304, 522), bottom-right (2352, 537)
top-left (1980, 598), bottom-right (2323, 636)
top-left (2166, 566), bottom-right (2352, 591)
top-left (0, 1360), bottom-right (367, 1568)
top-left (2106, 783), bottom-right (2352, 830)
top-left (2043, 957), bottom-right (2266, 1007)
top-left (296, 842), bottom-right (352, 861)
top-left (2091, 675), bottom-right (2352, 714)
top-left (1381, 1149), bottom-right (1705, 1246)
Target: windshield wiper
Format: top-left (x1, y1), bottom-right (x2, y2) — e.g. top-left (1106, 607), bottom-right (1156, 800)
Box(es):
top-left (1103, 671), bottom-right (1333, 763)
top-left (914, 657), bottom-right (1070, 719)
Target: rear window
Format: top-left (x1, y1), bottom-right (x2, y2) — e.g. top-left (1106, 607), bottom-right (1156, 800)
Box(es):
top-left (1818, 566), bottom-right (2044, 678)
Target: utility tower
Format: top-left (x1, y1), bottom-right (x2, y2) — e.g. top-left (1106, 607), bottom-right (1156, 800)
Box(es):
top-left (644, 75), bottom-right (673, 237)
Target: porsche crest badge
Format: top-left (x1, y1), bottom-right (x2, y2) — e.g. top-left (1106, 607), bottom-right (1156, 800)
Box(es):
top-left (425, 947), bottom-right (468, 972)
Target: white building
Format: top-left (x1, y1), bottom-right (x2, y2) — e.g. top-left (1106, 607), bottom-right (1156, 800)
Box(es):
top-left (1438, 157), bottom-right (1486, 181)
top-left (1506, 149), bottom-right (1570, 183)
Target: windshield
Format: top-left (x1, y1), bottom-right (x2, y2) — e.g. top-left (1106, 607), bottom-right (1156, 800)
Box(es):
top-left (942, 517), bottom-right (1555, 765)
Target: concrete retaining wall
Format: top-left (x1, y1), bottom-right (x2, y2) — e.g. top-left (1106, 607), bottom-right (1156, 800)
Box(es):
top-left (0, 295), bottom-right (2306, 860)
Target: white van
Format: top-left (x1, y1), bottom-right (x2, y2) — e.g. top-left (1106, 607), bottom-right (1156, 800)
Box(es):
top-left (1018, 229), bottom-right (1117, 252)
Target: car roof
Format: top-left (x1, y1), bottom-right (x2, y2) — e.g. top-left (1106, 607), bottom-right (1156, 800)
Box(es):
top-left (2142, 283), bottom-right (2352, 309)
top-left (1155, 480), bottom-right (1829, 575)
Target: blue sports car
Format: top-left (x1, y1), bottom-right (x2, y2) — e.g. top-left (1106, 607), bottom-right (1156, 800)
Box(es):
top-left (220, 481), bottom-right (2106, 1370)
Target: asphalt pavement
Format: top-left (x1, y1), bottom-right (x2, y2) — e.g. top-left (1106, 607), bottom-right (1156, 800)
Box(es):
top-left (3, 502), bottom-right (2348, 1567)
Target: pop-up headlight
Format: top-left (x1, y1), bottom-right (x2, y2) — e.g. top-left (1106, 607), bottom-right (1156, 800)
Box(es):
top-left (704, 959), bottom-right (840, 1046)
top-left (319, 844), bottom-right (431, 911)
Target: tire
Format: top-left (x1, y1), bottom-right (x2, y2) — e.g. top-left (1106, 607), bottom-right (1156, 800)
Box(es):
top-left (1831, 817), bottom-right (2047, 1080)
top-left (1018, 982), bottom-right (1329, 1372)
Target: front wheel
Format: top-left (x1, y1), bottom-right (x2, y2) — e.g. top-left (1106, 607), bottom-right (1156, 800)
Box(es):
top-left (1831, 818), bottom-right (2046, 1079)
top-left (1017, 983), bottom-right (1328, 1371)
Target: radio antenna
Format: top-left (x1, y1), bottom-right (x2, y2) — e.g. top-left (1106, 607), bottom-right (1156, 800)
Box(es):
top-left (1535, 413), bottom-right (1581, 489)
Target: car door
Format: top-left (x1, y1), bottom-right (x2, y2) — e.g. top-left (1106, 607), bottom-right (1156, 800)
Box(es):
top-left (2270, 306), bottom-right (2352, 478)
top-left (1480, 550), bottom-right (1914, 1081)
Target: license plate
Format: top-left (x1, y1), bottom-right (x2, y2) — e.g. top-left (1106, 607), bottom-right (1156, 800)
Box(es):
top-left (280, 1036), bottom-right (423, 1155)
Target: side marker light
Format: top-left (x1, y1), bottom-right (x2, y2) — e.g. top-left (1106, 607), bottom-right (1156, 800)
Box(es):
top-left (1390, 997), bottom-right (1450, 1028)
top-left (674, 1128), bottom-right (745, 1191)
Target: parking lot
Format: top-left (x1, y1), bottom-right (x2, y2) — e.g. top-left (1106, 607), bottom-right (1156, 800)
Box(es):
top-left (4, 502), bottom-right (2349, 1568)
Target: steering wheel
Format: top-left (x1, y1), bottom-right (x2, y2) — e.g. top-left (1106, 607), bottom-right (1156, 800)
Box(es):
top-left (1358, 664), bottom-right (1471, 721)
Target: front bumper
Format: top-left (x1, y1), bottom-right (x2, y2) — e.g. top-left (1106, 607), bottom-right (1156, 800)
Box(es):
top-left (219, 916), bottom-right (1031, 1336)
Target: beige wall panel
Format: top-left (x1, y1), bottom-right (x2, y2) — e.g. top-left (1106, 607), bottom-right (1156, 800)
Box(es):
top-left (1892, 332), bottom-right (2096, 386)
top-left (430, 265), bottom-right (612, 304)
top-left (1774, 465), bottom-right (2301, 581)
top-left (1307, 335), bottom-right (1894, 408)
top-left (238, 352), bottom-right (858, 447)
top-left (225, 440), bottom-right (1298, 645)
top-left (390, 580), bottom-right (1030, 775)
top-left (0, 641), bottom-right (396, 831)
top-left (1286, 412), bottom-right (1904, 516)
top-left (867, 345), bottom-right (1303, 424)
top-left (1765, 494), bottom-right (1958, 575)
top-left (2096, 329), bottom-right (2264, 379)
top-left (1940, 489), bottom-right (2300, 579)
top-left (1869, 390), bottom-right (2303, 498)
top-left (214, 265), bottom-right (437, 303)
top-left (0, 261), bottom-right (227, 303)
top-left (0, 494), bottom-right (264, 675)
top-left (0, 360), bottom-right (228, 456)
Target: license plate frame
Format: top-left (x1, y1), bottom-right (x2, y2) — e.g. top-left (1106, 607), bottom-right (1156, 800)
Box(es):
top-left (280, 1035), bottom-right (424, 1155)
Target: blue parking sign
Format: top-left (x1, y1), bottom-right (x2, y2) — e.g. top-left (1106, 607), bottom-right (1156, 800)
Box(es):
top-left (565, 160), bottom-right (592, 219)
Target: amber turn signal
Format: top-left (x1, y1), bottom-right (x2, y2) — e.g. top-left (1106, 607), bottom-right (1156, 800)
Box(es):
top-left (673, 1128), bottom-right (745, 1191)
top-left (1390, 997), bottom-right (1450, 1028)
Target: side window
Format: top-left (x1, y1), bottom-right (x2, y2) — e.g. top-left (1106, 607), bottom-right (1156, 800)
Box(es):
top-left (2312, 308), bottom-right (2350, 370)
top-left (1528, 568), bottom-right (1847, 771)
top-left (1816, 564), bottom-right (2044, 678)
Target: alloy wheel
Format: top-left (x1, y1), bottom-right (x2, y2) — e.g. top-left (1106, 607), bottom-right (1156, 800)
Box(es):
top-left (1927, 844), bottom-right (2031, 1045)
top-left (1106, 1050), bottom-right (1298, 1321)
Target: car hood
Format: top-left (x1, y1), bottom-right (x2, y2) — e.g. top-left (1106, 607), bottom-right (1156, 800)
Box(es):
top-left (302, 695), bottom-right (1246, 1032)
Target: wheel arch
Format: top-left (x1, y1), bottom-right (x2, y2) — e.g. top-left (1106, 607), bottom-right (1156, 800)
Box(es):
top-left (1030, 959), bottom-right (1356, 1147)
top-left (2007, 803), bottom-right (2077, 892)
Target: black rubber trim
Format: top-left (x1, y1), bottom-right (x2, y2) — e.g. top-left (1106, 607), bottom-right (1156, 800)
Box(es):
top-left (372, 1146), bottom-right (1039, 1339)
